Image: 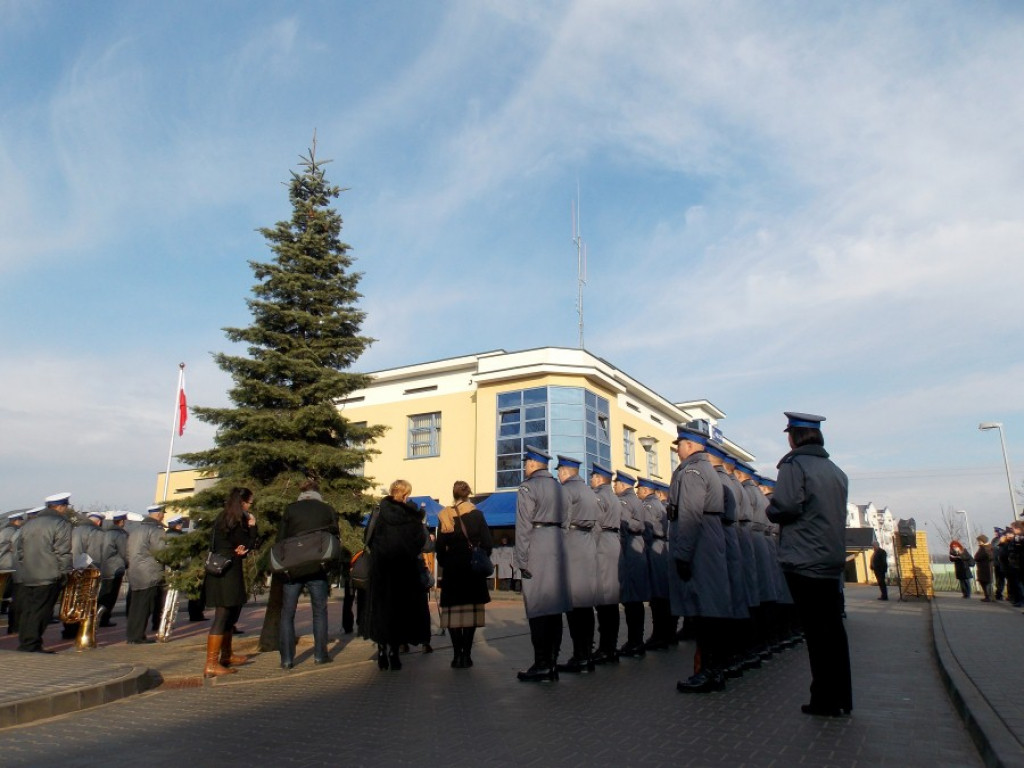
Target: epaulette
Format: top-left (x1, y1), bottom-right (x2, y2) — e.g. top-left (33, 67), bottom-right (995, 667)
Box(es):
top-left (518, 485), bottom-right (530, 495)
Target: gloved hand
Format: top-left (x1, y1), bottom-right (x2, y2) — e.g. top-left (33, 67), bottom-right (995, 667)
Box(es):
top-left (675, 560), bottom-right (692, 581)
top-left (521, 569), bottom-right (533, 579)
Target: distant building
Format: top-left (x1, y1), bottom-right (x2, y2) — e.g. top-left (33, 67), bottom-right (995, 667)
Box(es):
top-left (847, 501), bottom-right (897, 578)
top-left (335, 347), bottom-right (756, 504)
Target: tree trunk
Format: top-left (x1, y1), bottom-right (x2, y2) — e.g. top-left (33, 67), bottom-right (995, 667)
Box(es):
top-left (257, 573), bottom-right (284, 652)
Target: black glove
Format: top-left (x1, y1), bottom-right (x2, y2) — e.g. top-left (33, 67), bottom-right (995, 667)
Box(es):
top-left (521, 569), bottom-right (533, 579)
top-left (675, 560), bottom-right (692, 581)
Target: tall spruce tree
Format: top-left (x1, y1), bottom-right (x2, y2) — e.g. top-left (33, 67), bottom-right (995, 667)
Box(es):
top-left (169, 142), bottom-right (384, 650)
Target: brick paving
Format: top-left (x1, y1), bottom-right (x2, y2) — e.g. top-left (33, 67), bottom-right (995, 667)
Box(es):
top-left (0, 586), bottom-right (1000, 767)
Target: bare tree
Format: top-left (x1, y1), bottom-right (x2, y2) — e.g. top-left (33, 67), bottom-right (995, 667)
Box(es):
top-left (936, 505), bottom-right (967, 551)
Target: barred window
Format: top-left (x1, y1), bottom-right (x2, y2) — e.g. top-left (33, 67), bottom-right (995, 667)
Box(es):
top-left (623, 426), bottom-right (636, 468)
top-left (408, 412), bottom-right (441, 458)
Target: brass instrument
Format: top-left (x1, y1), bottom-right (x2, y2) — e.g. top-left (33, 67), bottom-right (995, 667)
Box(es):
top-left (157, 587), bottom-right (180, 642)
top-left (59, 567), bottom-right (103, 650)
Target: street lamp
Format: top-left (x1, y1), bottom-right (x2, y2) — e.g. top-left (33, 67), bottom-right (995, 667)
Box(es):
top-left (639, 436), bottom-right (656, 477)
top-left (978, 422), bottom-right (1019, 521)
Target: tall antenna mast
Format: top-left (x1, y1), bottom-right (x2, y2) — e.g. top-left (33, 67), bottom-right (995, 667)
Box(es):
top-left (572, 184), bottom-right (587, 349)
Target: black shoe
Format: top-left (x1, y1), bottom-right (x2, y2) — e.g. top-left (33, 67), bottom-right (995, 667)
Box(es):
top-left (618, 642), bottom-right (646, 659)
top-left (98, 622), bottom-right (117, 628)
top-left (463, 653), bottom-right (473, 668)
top-left (188, 616), bottom-right (207, 622)
top-left (377, 648), bottom-right (389, 670)
top-left (676, 670), bottom-right (724, 693)
top-left (422, 644), bottom-right (433, 654)
top-left (60, 632), bottom-right (78, 640)
top-left (741, 654), bottom-right (762, 671)
top-left (801, 703), bottom-right (843, 717)
top-left (517, 664), bottom-right (558, 682)
top-left (388, 654), bottom-right (402, 671)
top-left (591, 648), bottom-right (619, 665)
top-left (557, 656), bottom-right (595, 674)
top-left (724, 661), bottom-right (744, 679)
top-left (643, 636), bottom-right (670, 651)
top-left (127, 639), bottom-right (156, 645)
top-left (451, 654), bottom-right (465, 669)
top-left (281, 662), bottom-right (293, 671)
top-left (314, 656), bottom-right (332, 665)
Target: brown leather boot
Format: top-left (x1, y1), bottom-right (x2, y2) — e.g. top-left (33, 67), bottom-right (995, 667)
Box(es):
top-left (220, 629), bottom-right (250, 667)
top-left (204, 635), bottom-right (237, 677)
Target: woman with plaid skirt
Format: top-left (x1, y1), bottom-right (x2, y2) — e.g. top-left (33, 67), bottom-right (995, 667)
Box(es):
top-left (436, 481), bottom-right (493, 669)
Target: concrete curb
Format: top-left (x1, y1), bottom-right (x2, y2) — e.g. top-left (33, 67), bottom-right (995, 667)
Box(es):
top-left (0, 662), bottom-right (154, 730)
top-left (930, 598), bottom-right (1024, 768)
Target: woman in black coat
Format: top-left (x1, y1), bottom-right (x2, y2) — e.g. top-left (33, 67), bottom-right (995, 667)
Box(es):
top-left (974, 535), bottom-right (994, 602)
top-left (436, 481), bottom-right (492, 669)
top-left (949, 540), bottom-right (974, 599)
top-left (361, 480), bottom-right (429, 670)
top-left (203, 487), bottom-right (258, 677)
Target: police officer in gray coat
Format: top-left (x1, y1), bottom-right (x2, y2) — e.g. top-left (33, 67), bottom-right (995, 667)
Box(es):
top-left (555, 455), bottom-right (600, 673)
top-left (615, 470), bottom-right (651, 658)
top-left (515, 446), bottom-right (572, 682)
top-left (16, 493), bottom-right (73, 652)
top-left (766, 412), bottom-right (852, 717)
top-left (125, 505), bottom-right (167, 644)
top-left (589, 463), bottom-right (621, 664)
top-left (97, 513), bottom-right (128, 627)
top-left (668, 426), bottom-right (731, 693)
top-left (637, 477), bottom-right (671, 650)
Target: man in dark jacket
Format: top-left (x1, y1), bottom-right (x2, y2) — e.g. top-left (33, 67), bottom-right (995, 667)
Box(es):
top-left (767, 412), bottom-right (851, 718)
top-left (871, 543), bottom-right (888, 600)
top-left (16, 493), bottom-right (73, 652)
top-left (278, 478), bottom-right (340, 670)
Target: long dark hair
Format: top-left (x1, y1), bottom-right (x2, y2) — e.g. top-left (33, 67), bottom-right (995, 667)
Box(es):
top-left (217, 487), bottom-right (253, 531)
top-left (789, 426), bottom-right (825, 448)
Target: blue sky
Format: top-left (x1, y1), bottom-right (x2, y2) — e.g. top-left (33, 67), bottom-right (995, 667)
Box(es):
top-left (2, 1), bottom-right (1022, 547)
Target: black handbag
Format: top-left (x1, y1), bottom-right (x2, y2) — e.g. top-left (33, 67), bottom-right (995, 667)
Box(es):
top-left (269, 527), bottom-right (342, 579)
top-left (204, 529), bottom-right (232, 576)
top-left (456, 504), bottom-right (494, 577)
top-left (350, 549), bottom-right (371, 590)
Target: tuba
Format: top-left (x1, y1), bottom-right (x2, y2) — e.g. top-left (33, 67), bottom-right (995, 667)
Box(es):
top-left (60, 567), bottom-right (103, 650)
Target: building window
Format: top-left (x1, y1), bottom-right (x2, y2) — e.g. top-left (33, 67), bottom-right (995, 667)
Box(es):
top-left (645, 440), bottom-right (659, 478)
top-left (496, 386), bottom-right (610, 489)
top-left (348, 421), bottom-right (367, 477)
top-left (670, 451), bottom-right (680, 473)
top-left (623, 426), bottom-right (637, 468)
top-left (408, 412), bottom-right (441, 458)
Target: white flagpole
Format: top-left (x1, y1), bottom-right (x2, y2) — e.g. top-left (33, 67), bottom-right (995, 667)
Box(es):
top-left (162, 363), bottom-right (186, 502)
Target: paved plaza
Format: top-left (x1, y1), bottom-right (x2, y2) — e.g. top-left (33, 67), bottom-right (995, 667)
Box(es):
top-left (0, 585), bottom-right (1020, 767)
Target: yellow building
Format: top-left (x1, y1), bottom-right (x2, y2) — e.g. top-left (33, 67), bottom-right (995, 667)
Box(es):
top-left (153, 468), bottom-right (219, 511)
top-left (339, 347), bottom-right (755, 503)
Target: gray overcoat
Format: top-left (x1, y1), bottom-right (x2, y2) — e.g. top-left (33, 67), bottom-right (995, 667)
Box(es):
top-left (126, 517), bottom-right (167, 591)
top-left (718, 469), bottom-right (749, 619)
top-left (560, 474), bottom-right (599, 609)
top-left (16, 509), bottom-right (72, 587)
top-left (617, 488), bottom-right (651, 603)
top-left (592, 483), bottom-right (622, 605)
top-left (515, 468), bottom-right (572, 619)
top-left (642, 494), bottom-right (670, 600)
top-left (667, 452), bottom-right (731, 619)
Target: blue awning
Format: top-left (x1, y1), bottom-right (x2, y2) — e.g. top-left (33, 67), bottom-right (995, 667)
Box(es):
top-left (409, 496), bottom-right (444, 527)
top-left (476, 492), bottom-right (517, 527)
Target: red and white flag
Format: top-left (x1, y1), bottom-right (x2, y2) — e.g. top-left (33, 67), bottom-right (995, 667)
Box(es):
top-left (178, 373), bottom-right (188, 436)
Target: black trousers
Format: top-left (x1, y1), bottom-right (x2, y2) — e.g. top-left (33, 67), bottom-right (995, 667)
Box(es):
top-left (18, 581), bottom-right (62, 652)
top-left (595, 603), bottom-right (620, 652)
top-left (785, 572), bottom-right (853, 712)
top-left (874, 570), bottom-right (888, 599)
top-left (648, 597), bottom-right (672, 642)
top-left (97, 574), bottom-right (123, 623)
top-left (126, 586), bottom-right (161, 642)
top-left (565, 606), bottom-right (595, 658)
top-left (528, 614), bottom-right (564, 666)
top-left (622, 601), bottom-right (644, 646)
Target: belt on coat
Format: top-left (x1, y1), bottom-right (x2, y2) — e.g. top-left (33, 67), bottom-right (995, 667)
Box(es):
top-left (532, 522), bottom-right (561, 528)
top-left (652, 534), bottom-right (667, 540)
top-left (568, 523), bottom-right (594, 531)
top-left (601, 527), bottom-right (619, 533)
top-left (626, 530), bottom-right (644, 536)
top-left (703, 511), bottom-right (722, 516)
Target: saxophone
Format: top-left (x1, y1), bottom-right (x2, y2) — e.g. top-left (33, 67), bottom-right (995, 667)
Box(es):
top-left (157, 587), bottom-right (180, 642)
top-left (59, 567), bottom-right (103, 650)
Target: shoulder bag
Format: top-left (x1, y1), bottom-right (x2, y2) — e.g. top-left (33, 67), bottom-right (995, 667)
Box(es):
top-left (269, 526), bottom-right (342, 580)
top-left (204, 527), bottom-right (232, 576)
top-left (349, 508), bottom-right (380, 590)
top-left (456, 504), bottom-right (494, 577)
